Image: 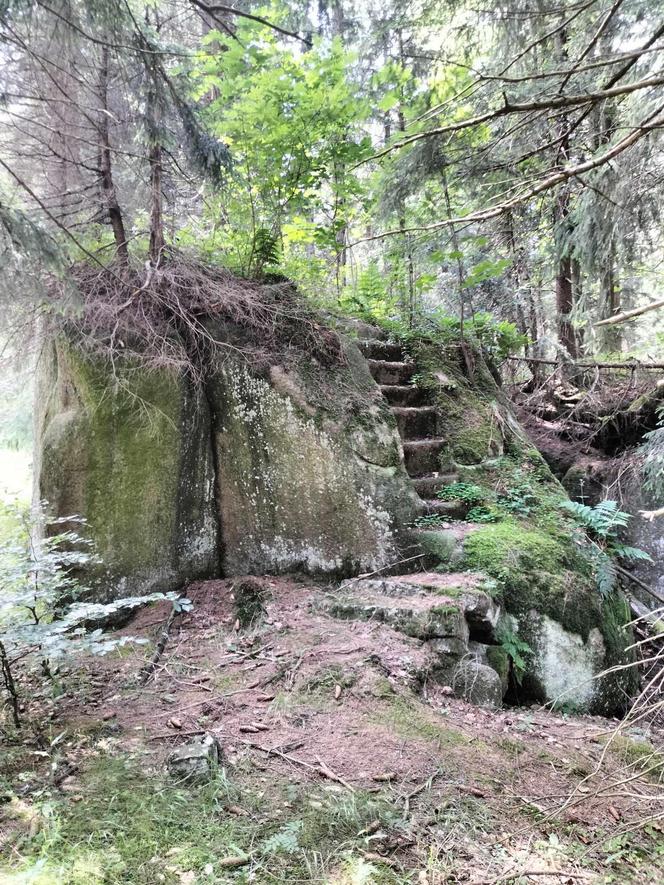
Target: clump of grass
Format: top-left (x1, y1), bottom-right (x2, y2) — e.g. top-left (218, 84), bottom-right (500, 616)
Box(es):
top-left (606, 735), bottom-right (664, 781)
top-left (302, 664), bottom-right (357, 695)
top-left (1, 754), bottom-right (410, 884)
top-left (3, 756), bottom-right (244, 883)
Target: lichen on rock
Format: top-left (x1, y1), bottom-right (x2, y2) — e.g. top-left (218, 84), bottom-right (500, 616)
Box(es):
top-left (207, 337), bottom-right (418, 577)
top-left (34, 316), bottom-right (419, 592)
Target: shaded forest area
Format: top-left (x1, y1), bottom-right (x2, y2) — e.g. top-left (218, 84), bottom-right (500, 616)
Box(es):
top-left (1, 0), bottom-right (664, 356)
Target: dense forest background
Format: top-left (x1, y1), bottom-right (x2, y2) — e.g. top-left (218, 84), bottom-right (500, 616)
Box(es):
top-left (1, 0), bottom-right (664, 448)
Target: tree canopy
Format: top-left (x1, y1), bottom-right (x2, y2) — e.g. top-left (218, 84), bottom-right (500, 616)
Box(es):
top-left (1, 0), bottom-right (663, 358)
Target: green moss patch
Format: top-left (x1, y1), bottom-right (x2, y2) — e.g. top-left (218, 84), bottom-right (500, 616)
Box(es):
top-left (376, 696), bottom-right (468, 747)
top-left (462, 519), bottom-right (597, 633)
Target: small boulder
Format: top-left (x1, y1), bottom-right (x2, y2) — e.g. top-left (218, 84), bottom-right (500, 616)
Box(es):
top-left (167, 733), bottom-right (222, 783)
top-left (452, 660), bottom-right (503, 708)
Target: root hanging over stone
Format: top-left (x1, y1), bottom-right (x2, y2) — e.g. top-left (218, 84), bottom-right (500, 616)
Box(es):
top-left (46, 254), bottom-right (345, 381)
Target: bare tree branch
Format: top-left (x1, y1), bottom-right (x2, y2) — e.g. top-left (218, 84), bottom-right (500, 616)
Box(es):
top-left (594, 297), bottom-right (664, 326)
top-left (188, 0), bottom-right (311, 46)
top-left (559, 0), bottom-right (626, 91)
top-left (361, 74), bottom-right (664, 166)
top-left (351, 104), bottom-right (664, 244)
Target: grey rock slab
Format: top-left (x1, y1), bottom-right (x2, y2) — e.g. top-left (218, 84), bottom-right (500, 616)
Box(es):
top-left (167, 733), bottom-right (222, 783)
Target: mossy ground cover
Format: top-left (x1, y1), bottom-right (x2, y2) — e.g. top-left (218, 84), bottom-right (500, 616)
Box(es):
top-left (1, 577), bottom-right (662, 884)
top-left (1, 754), bottom-right (408, 885)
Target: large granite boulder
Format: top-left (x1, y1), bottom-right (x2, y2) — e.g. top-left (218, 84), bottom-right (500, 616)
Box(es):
top-left (34, 328), bottom-right (419, 597)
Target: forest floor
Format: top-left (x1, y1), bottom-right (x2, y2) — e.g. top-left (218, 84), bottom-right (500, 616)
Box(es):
top-left (1, 576), bottom-right (663, 884)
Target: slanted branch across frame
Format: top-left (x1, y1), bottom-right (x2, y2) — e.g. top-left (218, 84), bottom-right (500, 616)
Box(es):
top-left (506, 356), bottom-right (664, 371)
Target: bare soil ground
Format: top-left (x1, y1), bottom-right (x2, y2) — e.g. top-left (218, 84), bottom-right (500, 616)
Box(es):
top-left (1, 576), bottom-right (663, 884)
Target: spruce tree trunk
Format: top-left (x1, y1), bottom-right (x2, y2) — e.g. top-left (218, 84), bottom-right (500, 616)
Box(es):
top-left (149, 141), bottom-right (165, 264)
top-left (98, 46), bottom-right (128, 263)
top-left (397, 30), bottom-right (415, 327)
top-left (601, 248), bottom-right (622, 351)
top-left (555, 252), bottom-right (577, 357)
top-left (553, 27), bottom-right (578, 358)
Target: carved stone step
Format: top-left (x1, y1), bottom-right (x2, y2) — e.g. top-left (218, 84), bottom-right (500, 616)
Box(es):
top-left (421, 498), bottom-right (468, 519)
top-left (368, 359), bottom-right (415, 385)
top-left (412, 473), bottom-right (459, 498)
top-left (391, 406), bottom-right (437, 439)
top-left (326, 574), bottom-right (505, 707)
top-left (379, 384), bottom-right (428, 407)
top-left (403, 438), bottom-right (446, 476)
top-left (358, 339), bottom-right (404, 362)
top-left (332, 573), bottom-right (502, 648)
top-left (325, 585), bottom-right (468, 642)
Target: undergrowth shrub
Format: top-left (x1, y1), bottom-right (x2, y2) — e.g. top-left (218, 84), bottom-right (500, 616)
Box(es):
top-left (0, 502), bottom-right (182, 727)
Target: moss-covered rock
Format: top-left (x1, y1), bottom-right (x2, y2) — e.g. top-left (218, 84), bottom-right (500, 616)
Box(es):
top-left (34, 325), bottom-right (419, 592)
top-left (207, 335), bottom-right (419, 577)
top-left (461, 519), bottom-right (636, 713)
top-left (383, 335), bottom-right (635, 714)
top-left (404, 339), bottom-right (529, 467)
top-left (34, 339), bottom-right (218, 599)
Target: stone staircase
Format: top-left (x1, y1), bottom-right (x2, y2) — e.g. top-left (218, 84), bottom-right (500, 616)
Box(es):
top-left (360, 339), bottom-right (465, 520)
top-left (323, 573), bottom-right (507, 708)
top-left (320, 337), bottom-right (511, 707)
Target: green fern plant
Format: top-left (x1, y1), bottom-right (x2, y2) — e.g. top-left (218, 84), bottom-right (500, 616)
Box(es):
top-left (339, 262), bottom-right (397, 321)
top-left (495, 623), bottom-right (532, 685)
top-left (561, 499), bottom-right (629, 537)
top-left (560, 499), bottom-right (652, 597)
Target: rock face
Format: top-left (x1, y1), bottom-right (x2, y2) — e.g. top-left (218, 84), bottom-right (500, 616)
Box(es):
top-left (207, 339), bottom-right (418, 575)
top-left (34, 339), bottom-right (218, 599)
top-left (607, 459), bottom-right (664, 601)
top-left (34, 329), bottom-right (419, 595)
top-left (530, 614), bottom-right (606, 710)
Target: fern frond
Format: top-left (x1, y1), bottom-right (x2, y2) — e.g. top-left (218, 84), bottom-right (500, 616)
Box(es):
top-left (560, 499), bottom-right (595, 525)
top-left (612, 544), bottom-right (653, 563)
top-left (594, 550), bottom-right (617, 598)
top-left (561, 499), bottom-right (630, 539)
